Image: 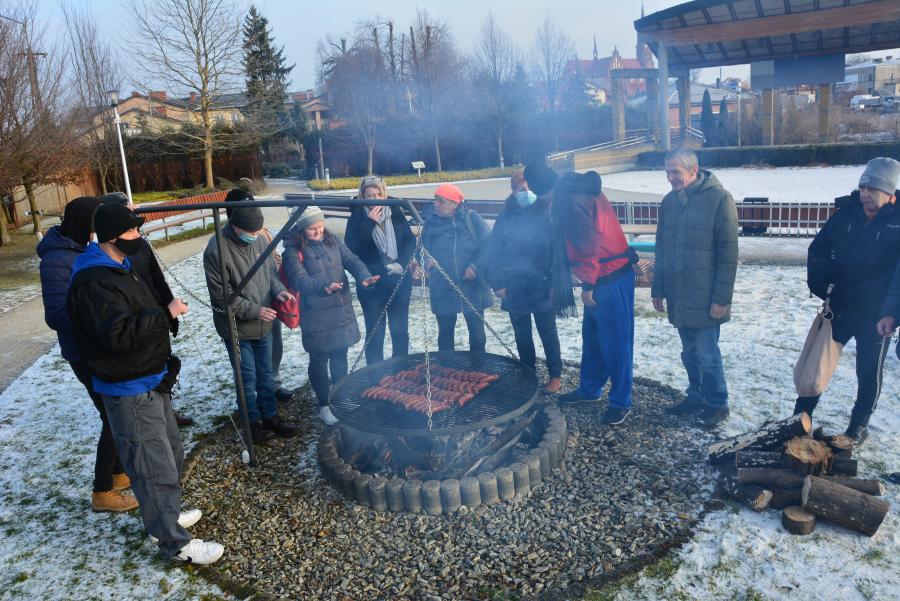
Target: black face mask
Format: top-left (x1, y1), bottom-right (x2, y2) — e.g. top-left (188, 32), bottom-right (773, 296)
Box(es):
top-left (113, 237), bottom-right (143, 256)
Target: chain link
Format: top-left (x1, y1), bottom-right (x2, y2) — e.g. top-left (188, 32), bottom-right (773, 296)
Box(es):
top-left (418, 245), bottom-right (518, 359)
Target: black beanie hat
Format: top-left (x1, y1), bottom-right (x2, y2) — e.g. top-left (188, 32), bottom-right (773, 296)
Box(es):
top-left (59, 196), bottom-right (102, 247)
top-left (93, 203), bottom-right (145, 243)
top-left (524, 162), bottom-right (559, 196)
top-left (229, 206), bottom-right (264, 232)
top-left (99, 192), bottom-right (129, 206)
top-left (224, 188), bottom-right (253, 218)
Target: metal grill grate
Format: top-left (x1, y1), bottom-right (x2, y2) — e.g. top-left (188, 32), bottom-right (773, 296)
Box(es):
top-left (329, 352), bottom-right (539, 436)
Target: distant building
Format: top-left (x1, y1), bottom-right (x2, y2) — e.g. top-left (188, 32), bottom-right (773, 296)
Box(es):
top-left (563, 37), bottom-right (656, 105)
top-left (289, 89), bottom-right (335, 131)
top-left (629, 82), bottom-right (753, 127)
top-left (843, 57), bottom-right (900, 96)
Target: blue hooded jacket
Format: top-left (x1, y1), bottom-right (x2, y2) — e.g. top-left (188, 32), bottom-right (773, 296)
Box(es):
top-left (70, 243), bottom-right (166, 395)
top-left (37, 226), bottom-right (85, 362)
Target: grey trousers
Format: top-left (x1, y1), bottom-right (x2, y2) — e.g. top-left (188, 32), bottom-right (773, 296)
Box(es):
top-left (102, 389), bottom-right (191, 558)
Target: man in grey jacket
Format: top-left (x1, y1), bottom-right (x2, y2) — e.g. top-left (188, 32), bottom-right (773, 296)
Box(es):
top-left (204, 205), bottom-right (300, 443)
top-left (651, 149), bottom-right (739, 427)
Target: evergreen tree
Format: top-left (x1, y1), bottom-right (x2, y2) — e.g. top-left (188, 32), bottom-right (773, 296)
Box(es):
top-left (242, 6), bottom-right (294, 119)
top-left (716, 97), bottom-right (730, 147)
top-left (700, 89), bottom-right (716, 147)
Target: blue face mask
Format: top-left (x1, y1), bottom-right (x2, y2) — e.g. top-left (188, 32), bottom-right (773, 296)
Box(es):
top-left (516, 190), bottom-right (537, 207)
top-left (238, 232), bottom-right (258, 244)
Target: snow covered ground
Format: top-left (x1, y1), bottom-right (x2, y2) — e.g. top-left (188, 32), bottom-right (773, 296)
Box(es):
top-left (1, 244), bottom-right (898, 599)
top-left (603, 165), bottom-right (868, 204)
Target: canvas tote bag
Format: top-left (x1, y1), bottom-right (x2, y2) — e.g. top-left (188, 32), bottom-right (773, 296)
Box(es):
top-left (793, 285), bottom-right (843, 397)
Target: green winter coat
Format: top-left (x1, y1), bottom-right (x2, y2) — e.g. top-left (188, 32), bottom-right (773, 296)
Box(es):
top-left (650, 170), bottom-right (739, 329)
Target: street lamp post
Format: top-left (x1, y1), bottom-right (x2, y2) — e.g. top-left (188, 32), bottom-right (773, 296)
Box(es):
top-left (106, 90), bottom-right (133, 204)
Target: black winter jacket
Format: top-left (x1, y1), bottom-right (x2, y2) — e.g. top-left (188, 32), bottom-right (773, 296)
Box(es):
top-left (808, 190), bottom-right (900, 333)
top-left (283, 231), bottom-right (372, 353)
top-left (421, 204), bottom-right (493, 316)
top-left (67, 244), bottom-right (172, 383)
top-left (485, 195), bottom-right (554, 314)
top-left (344, 203), bottom-right (416, 304)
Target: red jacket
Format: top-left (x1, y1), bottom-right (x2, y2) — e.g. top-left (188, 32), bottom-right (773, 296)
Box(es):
top-left (563, 191), bottom-right (631, 289)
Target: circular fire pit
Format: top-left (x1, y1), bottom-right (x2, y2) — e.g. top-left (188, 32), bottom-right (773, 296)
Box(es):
top-left (320, 352), bottom-right (566, 513)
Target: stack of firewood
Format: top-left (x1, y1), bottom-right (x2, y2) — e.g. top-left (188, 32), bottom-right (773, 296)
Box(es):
top-left (709, 412), bottom-right (890, 537)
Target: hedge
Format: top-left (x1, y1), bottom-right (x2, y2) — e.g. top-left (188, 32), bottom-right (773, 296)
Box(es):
top-left (636, 142), bottom-right (900, 169)
top-left (307, 167), bottom-right (519, 191)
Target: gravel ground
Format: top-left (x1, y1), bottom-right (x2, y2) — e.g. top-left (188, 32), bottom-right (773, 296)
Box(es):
top-left (182, 367), bottom-right (717, 601)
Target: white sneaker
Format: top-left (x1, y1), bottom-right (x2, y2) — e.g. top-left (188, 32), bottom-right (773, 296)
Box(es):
top-left (319, 406), bottom-right (338, 425)
top-left (148, 508), bottom-right (203, 543)
top-left (173, 538), bottom-right (224, 565)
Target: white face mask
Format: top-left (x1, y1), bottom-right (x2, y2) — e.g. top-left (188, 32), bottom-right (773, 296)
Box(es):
top-left (90, 233), bottom-right (98, 243)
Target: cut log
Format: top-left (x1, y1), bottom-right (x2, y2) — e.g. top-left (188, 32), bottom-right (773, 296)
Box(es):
top-left (708, 413), bottom-right (812, 465)
top-left (832, 457), bottom-right (858, 477)
top-left (735, 450), bottom-right (784, 470)
top-left (783, 438), bottom-right (832, 476)
top-left (834, 448), bottom-right (853, 460)
top-left (821, 476), bottom-right (886, 497)
top-left (719, 477), bottom-right (774, 511)
top-left (769, 487), bottom-right (803, 510)
top-left (801, 475), bottom-right (890, 536)
top-left (782, 506), bottom-right (816, 535)
top-left (738, 468), bottom-right (805, 490)
top-left (825, 435), bottom-right (854, 453)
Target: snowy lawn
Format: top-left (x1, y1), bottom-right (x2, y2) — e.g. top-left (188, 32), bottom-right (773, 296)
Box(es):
top-left (603, 165), bottom-right (868, 204)
top-left (0, 249), bottom-right (898, 600)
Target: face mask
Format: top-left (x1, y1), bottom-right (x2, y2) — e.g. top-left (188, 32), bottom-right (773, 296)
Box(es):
top-left (113, 237), bottom-right (143, 256)
top-left (238, 232), bottom-right (258, 244)
top-left (90, 233), bottom-right (98, 243)
top-left (516, 190), bottom-right (537, 207)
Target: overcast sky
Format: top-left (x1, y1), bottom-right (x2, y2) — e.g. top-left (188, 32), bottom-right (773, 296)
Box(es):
top-left (32, 0), bottom-right (897, 93)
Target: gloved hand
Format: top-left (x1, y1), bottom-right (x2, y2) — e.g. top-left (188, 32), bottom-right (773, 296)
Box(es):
top-left (386, 262), bottom-right (404, 276)
top-left (170, 317), bottom-right (180, 337)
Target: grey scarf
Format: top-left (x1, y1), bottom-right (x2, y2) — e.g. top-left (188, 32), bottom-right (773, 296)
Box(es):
top-left (371, 206), bottom-right (398, 261)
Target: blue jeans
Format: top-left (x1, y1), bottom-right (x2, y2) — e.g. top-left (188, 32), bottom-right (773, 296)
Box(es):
top-left (223, 333), bottom-right (277, 422)
top-left (578, 270), bottom-right (635, 408)
top-left (677, 325), bottom-right (728, 408)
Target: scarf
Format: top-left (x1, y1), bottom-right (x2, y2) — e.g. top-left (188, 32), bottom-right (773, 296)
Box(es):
top-left (545, 190), bottom-right (577, 318)
top-left (371, 206), bottom-right (399, 262)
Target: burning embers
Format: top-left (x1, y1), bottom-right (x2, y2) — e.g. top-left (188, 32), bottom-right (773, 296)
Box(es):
top-left (362, 363), bottom-right (500, 414)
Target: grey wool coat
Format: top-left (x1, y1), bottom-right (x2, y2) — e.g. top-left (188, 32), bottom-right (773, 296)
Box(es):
top-left (650, 170), bottom-right (739, 329)
top-left (204, 223), bottom-right (288, 341)
top-left (282, 232), bottom-right (373, 353)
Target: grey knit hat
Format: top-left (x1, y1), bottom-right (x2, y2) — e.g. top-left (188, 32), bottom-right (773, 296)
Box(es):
top-left (859, 157), bottom-right (900, 195)
top-left (295, 205), bottom-right (326, 230)
top-left (229, 206), bottom-right (264, 232)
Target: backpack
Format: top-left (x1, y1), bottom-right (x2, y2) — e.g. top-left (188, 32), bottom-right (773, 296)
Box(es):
top-left (273, 249), bottom-right (303, 329)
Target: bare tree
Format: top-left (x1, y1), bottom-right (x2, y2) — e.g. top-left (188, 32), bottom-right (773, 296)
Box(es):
top-left (326, 43), bottom-right (390, 174)
top-left (127, 0), bottom-right (243, 188)
top-left (408, 10), bottom-right (463, 172)
top-left (530, 15), bottom-right (574, 151)
top-left (0, 2), bottom-right (83, 235)
top-left (61, 2), bottom-right (122, 194)
top-left (473, 12), bottom-right (518, 168)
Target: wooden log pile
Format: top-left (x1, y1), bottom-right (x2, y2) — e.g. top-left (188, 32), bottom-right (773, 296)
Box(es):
top-left (711, 413), bottom-right (889, 537)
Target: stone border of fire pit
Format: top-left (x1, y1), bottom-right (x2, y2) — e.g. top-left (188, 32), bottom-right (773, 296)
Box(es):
top-left (317, 403), bottom-right (567, 514)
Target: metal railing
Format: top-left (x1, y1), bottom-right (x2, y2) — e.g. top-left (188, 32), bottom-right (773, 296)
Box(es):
top-left (547, 126), bottom-right (705, 162)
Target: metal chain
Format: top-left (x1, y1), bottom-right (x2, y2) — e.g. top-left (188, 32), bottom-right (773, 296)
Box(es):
top-left (144, 236), bottom-right (222, 313)
top-left (349, 254), bottom-right (418, 373)
top-left (418, 245), bottom-right (518, 359)
top-left (421, 248), bottom-right (433, 431)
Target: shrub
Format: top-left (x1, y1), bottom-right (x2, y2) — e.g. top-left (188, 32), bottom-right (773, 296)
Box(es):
top-left (636, 142), bottom-right (900, 169)
top-left (307, 167), bottom-right (520, 191)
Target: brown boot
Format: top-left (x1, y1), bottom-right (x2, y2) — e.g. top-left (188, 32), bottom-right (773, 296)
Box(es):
top-left (91, 490), bottom-right (139, 513)
top-left (111, 473), bottom-right (131, 491)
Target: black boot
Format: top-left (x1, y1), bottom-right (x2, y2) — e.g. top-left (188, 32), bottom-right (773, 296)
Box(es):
top-left (844, 422), bottom-right (869, 446)
top-left (793, 396), bottom-right (819, 418)
top-left (250, 421), bottom-right (276, 444)
top-left (263, 415), bottom-right (301, 438)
